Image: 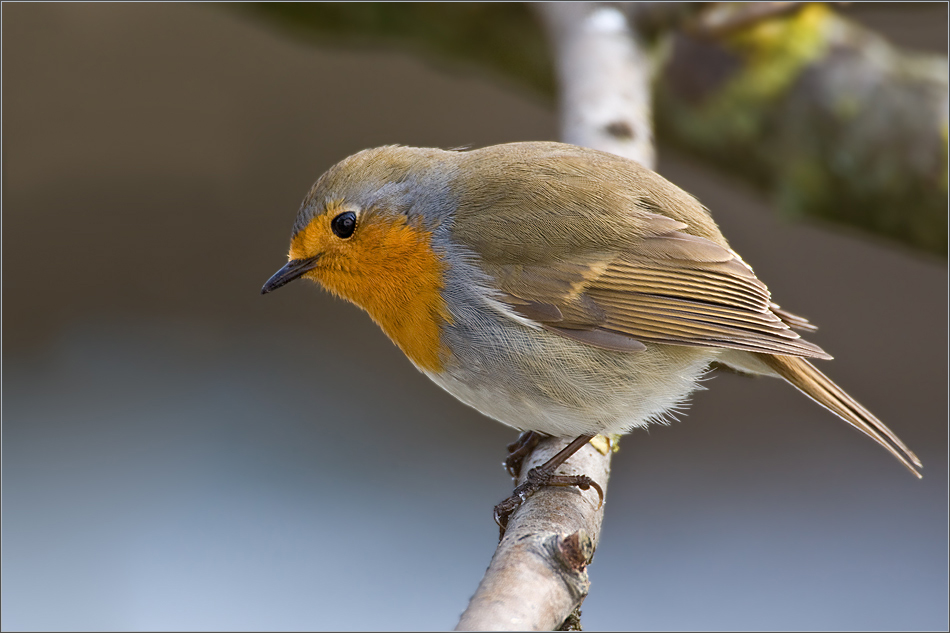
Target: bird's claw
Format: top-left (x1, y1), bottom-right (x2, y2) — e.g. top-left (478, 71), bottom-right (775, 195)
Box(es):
top-left (493, 465), bottom-right (604, 537)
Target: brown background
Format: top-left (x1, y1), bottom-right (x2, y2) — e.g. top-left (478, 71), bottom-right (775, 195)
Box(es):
top-left (3, 4), bottom-right (947, 630)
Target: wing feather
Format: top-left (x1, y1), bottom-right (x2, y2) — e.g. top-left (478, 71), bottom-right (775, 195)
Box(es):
top-left (470, 199), bottom-right (827, 358)
top-left (597, 268), bottom-right (769, 312)
top-left (770, 303), bottom-right (820, 332)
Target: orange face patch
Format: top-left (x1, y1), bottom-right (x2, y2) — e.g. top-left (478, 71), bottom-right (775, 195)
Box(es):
top-left (290, 203), bottom-right (452, 372)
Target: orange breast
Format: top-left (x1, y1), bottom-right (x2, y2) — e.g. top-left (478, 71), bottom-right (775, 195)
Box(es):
top-left (293, 213), bottom-right (452, 372)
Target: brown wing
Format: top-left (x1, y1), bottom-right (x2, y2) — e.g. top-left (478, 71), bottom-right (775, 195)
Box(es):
top-left (492, 214), bottom-right (831, 359)
top-left (770, 303), bottom-right (819, 332)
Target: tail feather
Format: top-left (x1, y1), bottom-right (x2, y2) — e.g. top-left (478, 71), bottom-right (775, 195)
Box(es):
top-left (759, 353), bottom-right (922, 478)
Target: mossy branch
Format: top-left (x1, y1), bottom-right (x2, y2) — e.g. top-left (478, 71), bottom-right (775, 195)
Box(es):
top-left (654, 3), bottom-right (948, 256)
top-left (237, 2), bottom-right (947, 256)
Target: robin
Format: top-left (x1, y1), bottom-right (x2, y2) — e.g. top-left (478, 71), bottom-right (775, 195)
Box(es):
top-left (262, 142), bottom-right (921, 523)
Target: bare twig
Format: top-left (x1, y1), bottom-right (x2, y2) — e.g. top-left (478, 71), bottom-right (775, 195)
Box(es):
top-left (456, 3), bottom-right (657, 630)
top-left (455, 437), bottom-right (610, 630)
top-left (623, 2), bottom-right (709, 41)
top-left (689, 2), bottom-right (807, 38)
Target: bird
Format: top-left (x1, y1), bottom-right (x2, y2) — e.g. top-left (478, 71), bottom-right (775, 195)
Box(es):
top-left (261, 141), bottom-right (921, 523)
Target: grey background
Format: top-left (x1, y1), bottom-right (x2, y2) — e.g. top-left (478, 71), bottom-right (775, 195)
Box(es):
top-left (2, 4), bottom-right (946, 630)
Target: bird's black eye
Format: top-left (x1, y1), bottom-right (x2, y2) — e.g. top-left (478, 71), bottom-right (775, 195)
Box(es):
top-left (331, 211), bottom-right (357, 239)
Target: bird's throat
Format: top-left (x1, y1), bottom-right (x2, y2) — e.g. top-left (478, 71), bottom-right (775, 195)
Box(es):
top-left (308, 217), bottom-right (452, 372)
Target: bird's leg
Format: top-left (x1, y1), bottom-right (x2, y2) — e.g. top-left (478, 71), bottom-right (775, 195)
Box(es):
top-left (494, 434), bottom-right (604, 535)
top-left (504, 431), bottom-right (543, 478)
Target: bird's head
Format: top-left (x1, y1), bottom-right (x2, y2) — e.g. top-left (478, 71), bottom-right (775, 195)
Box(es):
top-left (261, 146), bottom-right (455, 371)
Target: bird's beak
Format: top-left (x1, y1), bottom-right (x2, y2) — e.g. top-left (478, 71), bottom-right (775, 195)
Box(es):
top-left (261, 256), bottom-right (321, 294)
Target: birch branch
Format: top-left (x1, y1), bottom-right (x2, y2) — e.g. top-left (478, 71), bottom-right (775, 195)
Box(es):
top-left (455, 437), bottom-right (610, 631)
top-left (543, 3), bottom-right (658, 170)
top-left (456, 3), bottom-right (657, 630)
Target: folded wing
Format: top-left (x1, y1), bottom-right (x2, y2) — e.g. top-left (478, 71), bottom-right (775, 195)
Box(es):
top-left (489, 212), bottom-right (830, 359)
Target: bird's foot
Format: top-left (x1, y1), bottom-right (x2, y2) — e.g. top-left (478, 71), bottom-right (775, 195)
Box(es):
top-left (493, 467), bottom-right (603, 530)
top-left (493, 434), bottom-right (603, 538)
top-left (493, 465), bottom-right (603, 537)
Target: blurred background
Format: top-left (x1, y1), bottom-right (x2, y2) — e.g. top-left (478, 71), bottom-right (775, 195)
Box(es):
top-left (2, 3), bottom-right (946, 630)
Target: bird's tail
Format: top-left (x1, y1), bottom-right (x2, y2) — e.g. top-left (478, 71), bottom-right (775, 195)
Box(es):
top-left (760, 353), bottom-right (922, 478)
